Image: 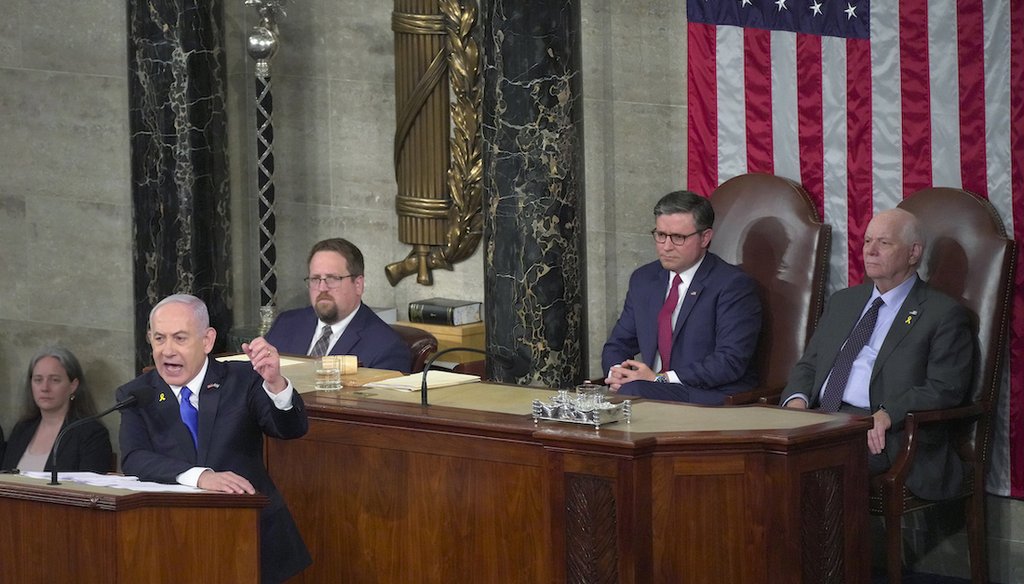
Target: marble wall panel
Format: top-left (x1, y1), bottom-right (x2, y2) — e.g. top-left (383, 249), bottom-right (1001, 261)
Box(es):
top-left (584, 233), bottom-right (608, 374)
top-left (582, 97), bottom-right (611, 234)
top-left (0, 2), bottom-right (20, 67)
top-left (609, 100), bottom-right (687, 229)
top-left (0, 195), bottom-right (28, 321)
top-left (25, 197), bottom-right (133, 330)
top-left (18, 0), bottom-right (126, 77)
top-left (581, 0), bottom-right (686, 106)
top-left (227, 70), bottom-right (258, 325)
top-left (222, 1), bottom-right (250, 81)
top-left (266, 0), bottom-right (394, 85)
top-left (988, 495), bottom-right (1024, 584)
top-left (0, 70), bottom-right (129, 203)
top-left (329, 80), bottom-right (398, 207)
top-left (268, 77), bottom-right (334, 207)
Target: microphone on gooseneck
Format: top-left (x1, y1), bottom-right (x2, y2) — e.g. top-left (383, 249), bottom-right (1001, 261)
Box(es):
top-left (419, 346), bottom-right (530, 406)
top-left (48, 385), bottom-right (158, 486)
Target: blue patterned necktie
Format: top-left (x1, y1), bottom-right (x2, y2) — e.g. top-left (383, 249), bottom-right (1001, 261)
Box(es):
top-left (180, 386), bottom-right (199, 448)
top-left (818, 297), bottom-right (885, 413)
top-left (309, 324), bottom-right (333, 357)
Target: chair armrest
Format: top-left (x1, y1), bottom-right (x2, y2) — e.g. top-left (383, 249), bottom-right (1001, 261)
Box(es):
top-left (724, 386), bottom-right (783, 405)
top-left (875, 402), bottom-right (985, 488)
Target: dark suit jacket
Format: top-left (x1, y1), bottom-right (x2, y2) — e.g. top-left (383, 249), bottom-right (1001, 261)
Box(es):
top-left (1, 416), bottom-right (112, 473)
top-left (601, 253), bottom-right (762, 404)
top-left (117, 359), bottom-right (312, 583)
top-left (266, 303), bottom-right (412, 373)
top-left (782, 278), bottom-right (974, 500)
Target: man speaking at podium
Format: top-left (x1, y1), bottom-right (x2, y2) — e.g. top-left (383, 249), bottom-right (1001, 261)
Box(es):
top-left (117, 294), bottom-right (312, 583)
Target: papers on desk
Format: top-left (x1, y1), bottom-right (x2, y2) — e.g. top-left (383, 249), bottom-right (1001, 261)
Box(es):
top-left (20, 471), bottom-right (203, 493)
top-left (362, 371), bottom-right (480, 392)
top-left (217, 353), bottom-right (309, 367)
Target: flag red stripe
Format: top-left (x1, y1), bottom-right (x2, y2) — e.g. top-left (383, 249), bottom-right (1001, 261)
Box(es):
top-left (899, 0), bottom-right (933, 194)
top-left (796, 34), bottom-right (825, 206)
top-left (1009, 0), bottom-right (1024, 499)
top-left (956, 0), bottom-right (989, 196)
top-left (688, 23), bottom-right (718, 196)
top-left (846, 38), bottom-right (873, 286)
top-left (744, 28), bottom-right (773, 174)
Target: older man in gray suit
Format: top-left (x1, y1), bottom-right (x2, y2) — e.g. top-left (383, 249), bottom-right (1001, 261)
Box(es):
top-left (781, 208), bottom-right (974, 501)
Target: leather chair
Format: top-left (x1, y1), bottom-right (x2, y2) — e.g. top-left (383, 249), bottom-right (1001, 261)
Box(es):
top-left (706, 173), bottom-right (831, 405)
top-left (391, 324), bottom-right (439, 373)
top-left (871, 187), bottom-right (1015, 584)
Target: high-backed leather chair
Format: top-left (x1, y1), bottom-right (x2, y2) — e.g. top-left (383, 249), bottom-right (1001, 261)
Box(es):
top-left (707, 173), bottom-right (831, 405)
top-left (872, 188), bottom-right (1015, 584)
top-left (391, 324), bottom-right (439, 373)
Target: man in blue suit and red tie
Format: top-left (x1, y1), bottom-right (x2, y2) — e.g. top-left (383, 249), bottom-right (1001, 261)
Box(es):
top-left (265, 237), bottom-right (411, 372)
top-left (602, 191), bottom-right (762, 404)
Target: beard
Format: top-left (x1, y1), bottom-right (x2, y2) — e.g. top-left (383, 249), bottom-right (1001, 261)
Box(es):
top-left (313, 296), bottom-right (340, 324)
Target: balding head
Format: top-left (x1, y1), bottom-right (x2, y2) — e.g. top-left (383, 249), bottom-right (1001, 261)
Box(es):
top-left (863, 208), bottom-right (924, 293)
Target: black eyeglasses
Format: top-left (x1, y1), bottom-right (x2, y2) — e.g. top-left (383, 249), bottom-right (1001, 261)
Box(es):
top-left (304, 275), bottom-right (358, 289)
top-left (651, 229), bottom-right (705, 246)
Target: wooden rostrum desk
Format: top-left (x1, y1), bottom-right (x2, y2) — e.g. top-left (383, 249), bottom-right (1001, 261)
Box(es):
top-left (0, 474), bottom-right (267, 582)
top-left (268, 364), bottom-right (871, 584)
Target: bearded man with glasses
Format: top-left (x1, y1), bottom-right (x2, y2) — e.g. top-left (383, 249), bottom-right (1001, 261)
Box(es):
top-left (601, 190), bottom-right (762, 404)
top-left (265, 238), bottom-right (411, 372)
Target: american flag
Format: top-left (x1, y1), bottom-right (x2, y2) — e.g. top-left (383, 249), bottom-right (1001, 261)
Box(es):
top-left (686, 0), bottom-right (1023, 497)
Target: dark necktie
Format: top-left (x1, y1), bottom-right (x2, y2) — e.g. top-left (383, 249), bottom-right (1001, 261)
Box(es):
top-left (180, 386), bottom-right (199, 448)
top-left (309, 324), bottom-right (333, 357)
top-left (657, 274), bottom-right (683, 372)
top-left (818, 297), bottom-right (885, 412)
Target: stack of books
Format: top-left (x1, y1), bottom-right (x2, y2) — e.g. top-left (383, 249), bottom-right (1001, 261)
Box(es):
top-left (408, 297), bottom-right (482, 326)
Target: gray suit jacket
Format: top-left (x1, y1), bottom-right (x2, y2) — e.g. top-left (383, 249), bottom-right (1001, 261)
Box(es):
top-left (782, 277), bottom-right (974, 500)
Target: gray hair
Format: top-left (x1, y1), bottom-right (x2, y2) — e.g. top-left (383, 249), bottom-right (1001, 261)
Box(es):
top-left (149, 294), bottom-right (210, 330)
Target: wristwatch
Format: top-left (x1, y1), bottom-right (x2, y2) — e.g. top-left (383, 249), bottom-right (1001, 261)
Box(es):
top-left (654, 373), bottom-right (669, 383)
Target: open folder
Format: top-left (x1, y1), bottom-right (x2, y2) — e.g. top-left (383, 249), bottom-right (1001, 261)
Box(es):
top-left (362, 371), bottom-right (480, 392)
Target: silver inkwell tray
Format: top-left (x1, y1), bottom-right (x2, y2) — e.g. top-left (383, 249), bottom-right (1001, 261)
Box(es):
top-left (532, 384), bottom-right (631, 429)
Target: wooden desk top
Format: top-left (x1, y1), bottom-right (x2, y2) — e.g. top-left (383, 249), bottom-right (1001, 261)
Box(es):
top-left (260, 355), bottom-right (872, 448)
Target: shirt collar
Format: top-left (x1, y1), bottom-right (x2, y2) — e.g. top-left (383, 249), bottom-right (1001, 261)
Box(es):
top-left (318, 303), bottom-right (361, 338)
top-left (171, 357), bottom-right (211, 398)
top-left (872, 273), bottom-right (918, 309)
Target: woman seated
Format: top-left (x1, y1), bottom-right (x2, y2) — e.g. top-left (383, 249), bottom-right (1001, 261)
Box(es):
top-left (0, 346), bottom-right (113, 473)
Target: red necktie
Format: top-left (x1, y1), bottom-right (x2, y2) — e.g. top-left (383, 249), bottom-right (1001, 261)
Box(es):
top-left (657, 274), bottom-right (682, 372)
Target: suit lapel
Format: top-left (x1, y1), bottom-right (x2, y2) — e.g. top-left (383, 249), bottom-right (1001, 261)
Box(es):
top-left (330, 304), bottom-right (365, 356)
top-left (812, 286), bottom-right (874, 395)
top-left (871, 280), bottom-right (927, 382)
top-left (672, 254), bottom-right (712, 340)
top-left (641, 269), bottom-right (669, 365)
top-left (151, 373), bottom-right (197, 462)
top-left (196, 358), bottom-right (228, 465)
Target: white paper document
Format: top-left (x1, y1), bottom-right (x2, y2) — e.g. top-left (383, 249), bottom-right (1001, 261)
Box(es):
top-left (21, 471), bottom-right (203, 493)
top-left (217, 353), bottom-right (308, 367)
top-left (362, 371), bottom-right (480, 392)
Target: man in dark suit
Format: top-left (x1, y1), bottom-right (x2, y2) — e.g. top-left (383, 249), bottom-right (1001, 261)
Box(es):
top-left (781, 208), bottom-right (974, 500)
top-left (265, 237), bottom-right (411, 372)
top-left (118, 294), bottom-right (312, 583)
top-left (602, 190), bottom-right (762, 404)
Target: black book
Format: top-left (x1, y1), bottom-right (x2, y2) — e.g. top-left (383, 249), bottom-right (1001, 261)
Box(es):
top-left (408, 297), bottom-right (482, 326)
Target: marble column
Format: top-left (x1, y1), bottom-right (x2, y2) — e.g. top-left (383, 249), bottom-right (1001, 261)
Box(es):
top-left (127, 2), bottom-right (233, 370)
top-left (481, 0), bottom-right (587, 388)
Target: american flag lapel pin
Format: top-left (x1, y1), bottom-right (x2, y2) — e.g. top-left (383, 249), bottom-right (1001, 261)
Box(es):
top-left (206, 383), bottom-right (220, 390)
